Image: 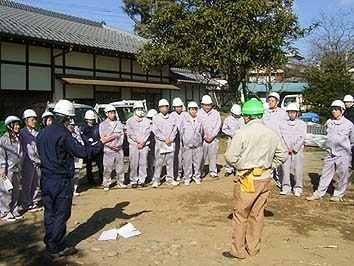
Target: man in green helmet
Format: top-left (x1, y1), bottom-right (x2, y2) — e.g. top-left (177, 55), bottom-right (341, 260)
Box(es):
top-left (224, 98), bottom-right (287, 260)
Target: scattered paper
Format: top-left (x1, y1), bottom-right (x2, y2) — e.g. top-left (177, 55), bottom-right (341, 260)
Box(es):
top-left (98, 228), bottom-right (118, 241)
top-left (303, 245), bottom-right (337, 249)
top-left (117, 222), bottom-right (141, 238)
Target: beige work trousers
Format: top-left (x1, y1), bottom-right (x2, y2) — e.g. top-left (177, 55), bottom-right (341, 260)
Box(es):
top-left (231, 177), bottom-right (271, 258)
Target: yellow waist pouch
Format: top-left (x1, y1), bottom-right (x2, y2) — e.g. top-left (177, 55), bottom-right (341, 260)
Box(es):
top-left (235, 168), bottom-right (268, 193)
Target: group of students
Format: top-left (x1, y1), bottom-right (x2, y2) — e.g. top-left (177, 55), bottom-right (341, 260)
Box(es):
top-left (88, 94), bottom-right (222, 190)
top-left (0, 109), bottom-right (46, 222)
top-left (254, 92), bottom-right (354, 201)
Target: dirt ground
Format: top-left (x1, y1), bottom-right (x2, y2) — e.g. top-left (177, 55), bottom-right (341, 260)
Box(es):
top-left (1, 149), bottom-right (354, 266)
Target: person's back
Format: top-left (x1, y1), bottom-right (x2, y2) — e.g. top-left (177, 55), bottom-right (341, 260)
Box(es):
top-left (226, 119), bottom-right (285, 170)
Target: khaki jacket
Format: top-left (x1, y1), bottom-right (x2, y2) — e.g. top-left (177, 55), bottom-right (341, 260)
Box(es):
top-left (225, 119), bottom-right (287, 177)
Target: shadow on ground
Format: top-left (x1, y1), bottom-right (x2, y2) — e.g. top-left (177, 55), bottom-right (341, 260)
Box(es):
top-left (66, 201), bottom-right (150, 247)
top-left (0, 219), bottom-right (77, 266)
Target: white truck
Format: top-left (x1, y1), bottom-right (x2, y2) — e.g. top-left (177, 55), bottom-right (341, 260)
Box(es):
top-left (280, 94), bottom-right (305, 112)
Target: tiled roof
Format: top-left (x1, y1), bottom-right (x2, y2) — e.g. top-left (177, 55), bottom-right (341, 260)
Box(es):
top-left (0, 0), bottom-right (146, 54)
top-left (171, 68), bottom-right (220, 86)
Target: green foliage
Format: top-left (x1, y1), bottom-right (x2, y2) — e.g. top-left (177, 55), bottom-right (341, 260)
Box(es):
top-left (303, 57), bottom-right (353, 116)
top-left (122, 0), bottom-right (175, 35)
top-left (136, 0), bottom-right (303, 94)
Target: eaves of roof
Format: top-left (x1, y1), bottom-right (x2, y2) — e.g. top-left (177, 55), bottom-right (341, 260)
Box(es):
top-left (0, 0), bottom-right (147, 54)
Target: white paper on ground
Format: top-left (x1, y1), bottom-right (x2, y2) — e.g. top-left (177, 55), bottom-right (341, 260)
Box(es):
top-left (117, 223), bottom-right (141, 238)
top-left (98, 228), bottom-right (118, 241)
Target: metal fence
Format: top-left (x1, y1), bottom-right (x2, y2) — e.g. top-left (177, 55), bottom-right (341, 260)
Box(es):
top-left (305, 124), bottom-right (327, 148)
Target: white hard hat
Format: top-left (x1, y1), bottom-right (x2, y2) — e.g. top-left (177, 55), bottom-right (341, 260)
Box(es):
top-left (172, 97), bottom-right (184, 107)
top-left (53, 100), bottom-right (75, 117)
top-left (286, 103), bottom-right (299, 112)
top-left (187, 101), bottom-right (199, 109)
top-left (331, 100), bottom-right (345, 110)
top-left (230, 104), bottom-right (241, 115)
top-left (268, 92), bottom-right (280, 101)
top-left (104, 105), bottom-right (116, 113)
top-left (146, 109), bottom-right (158, 118)
top-left (343, 95), bottom-right (354, 102)
top-left (69, 118), bottom-right (76, 125)
top-left (5, 115), bottom-right (21, 128)
top-left (133, 101), bottom-right (144, 110)
top-left (23, 109), bottom-right (37, 119)
top-left (158, 99), bottom-right (169, 107)
top-left (201, 95), bottom-right (213, 104)
top-left (41, 111), bottom-right (53, 119)
top-left (84, 110), bottom-right (96, 120)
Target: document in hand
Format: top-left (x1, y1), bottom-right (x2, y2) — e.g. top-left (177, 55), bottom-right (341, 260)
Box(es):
top-left (2, 176), bottom-right (13, 191)
top-left (160, 142), bottom-right (175, 154)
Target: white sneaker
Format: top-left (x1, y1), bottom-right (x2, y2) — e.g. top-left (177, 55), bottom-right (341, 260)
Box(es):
top-left (28, 205), bottom-right (43, 212)
top-left (195, 179), bottom-right (201, 185)
top-left (12, 211), bottom-right (24, 220)
top-left (1, 213), bottom-right (16, 222)
top-left (210, 172), bottom-right (219, 179)
top-left (176, 176), bottom-right (181, 181)
top-left (152, 181), bottom-right (160, 188)
top-left (280, 190), bottom-right (289, 195)
top-left (167, 180), bottom-right (179, 186)
top-left (294, 191), bottom-right (301, 197)
top-left (103, 187), bottom-right (109, 191)
top-left (74, 191), bottom-right (80, 196)
top-left (184, 180), bottom-right (190, 186)
top-left (116, 183), bottom-right (127, 189)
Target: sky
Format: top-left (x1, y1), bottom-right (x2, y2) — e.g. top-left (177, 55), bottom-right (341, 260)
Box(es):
top-left (12, 0), bottom-right (354, 57)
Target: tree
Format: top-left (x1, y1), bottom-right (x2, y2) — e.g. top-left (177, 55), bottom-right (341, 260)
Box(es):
top-left (122, 0), bottom-right (175, 35)
top-left (136, 0), bottom-right (303, 99)
top-left (303, 10), bottom-right (354, 116)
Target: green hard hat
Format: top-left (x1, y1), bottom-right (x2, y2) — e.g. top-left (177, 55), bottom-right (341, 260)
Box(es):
top-left (241, 98), bottom-right (264, 116)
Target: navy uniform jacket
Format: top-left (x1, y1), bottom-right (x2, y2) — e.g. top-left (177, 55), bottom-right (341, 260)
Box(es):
top-left (36, 122), bottom-right (103, 179)
top-left (343, 105), bottom-right (354, 124)
top-left (80, 123), bottom-right (100, 146)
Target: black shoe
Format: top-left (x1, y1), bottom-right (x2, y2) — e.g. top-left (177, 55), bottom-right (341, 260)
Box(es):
top-left (131, 183), bottom-right (138, 189)
top-left (50, 247), bottom-right (78, 258)
top-left (140, 183), bottom-right (147, 187)
top-left (224, 172), bottom-right (232, 177)
top-left (222, 251), bottom-right (245, 259)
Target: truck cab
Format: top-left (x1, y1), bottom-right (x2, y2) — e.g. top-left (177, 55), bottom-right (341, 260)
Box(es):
top-left (280, 94), bottom-right (305, 112)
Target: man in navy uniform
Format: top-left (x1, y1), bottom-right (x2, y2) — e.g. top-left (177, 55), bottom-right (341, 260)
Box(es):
top-left (36, 99), bottom-right (114, 258)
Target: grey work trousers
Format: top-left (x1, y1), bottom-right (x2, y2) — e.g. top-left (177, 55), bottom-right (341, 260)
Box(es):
top-left (182, 146), bottom-right (203, 182)
top-left (201, 138), bottom-right (219, 174)
top-left (129, 144), bottom-right (148, 184)
top-left (102, 149), bottom-right (124, 188)
top-left (0, 171), bottom-right (20, 216)
top-left (314, 153), bottom-right (350, 198)
top-left (281, 152), bottom-right (304, 193)
top-left (153, 142), bottom-right (174, 183)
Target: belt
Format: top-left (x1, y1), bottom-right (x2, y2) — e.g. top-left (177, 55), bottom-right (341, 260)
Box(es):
top-left (234, 168), bottom-right (271, 181)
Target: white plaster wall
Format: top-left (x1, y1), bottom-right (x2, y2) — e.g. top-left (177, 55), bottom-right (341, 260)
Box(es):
top-left (1, 42), bottom-right (25, 62)
top-left (29, 66), bottom-right (51, 91)
top-left (1, 64), bottom-right (26, 90)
